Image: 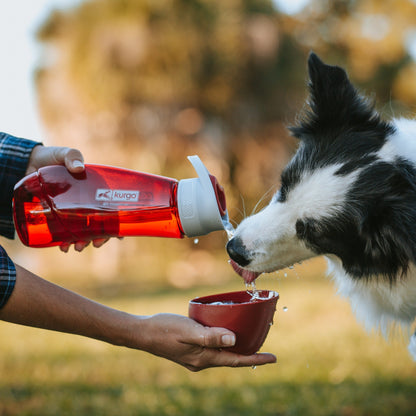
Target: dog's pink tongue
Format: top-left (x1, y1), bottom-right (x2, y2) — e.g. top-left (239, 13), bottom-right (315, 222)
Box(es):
top-left (229, 259), bottom-right (261, 284)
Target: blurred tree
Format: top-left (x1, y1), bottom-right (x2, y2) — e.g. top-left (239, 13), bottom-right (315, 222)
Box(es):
top-left (286, 0), bottom-right (416, 106)
top-left (34, 0), bottom-right (416, 236)
top-left (29, 0), bottom-right (416, 288)
top-left (36, 0), bottom-right (305, 142)
top-left (36, 0), bottom-right (416, 172)
top-left (35, 0), bottom-right (306, 288)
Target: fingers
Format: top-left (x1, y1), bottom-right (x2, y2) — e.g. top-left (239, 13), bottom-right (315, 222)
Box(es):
top-left (59, 243), bottom-right (70, 253)
top-left (214, 351), bottom-right (277, 369)
top-left (184, 325), bottom-right (276, 371)
top-left (59, 241), bottom-right (90, 252)
top-left (185, 349), bottom-right (277, 372)
top-left (74, 241), bottom-right (90, 252)
top-left (92, 238), bottom-right (109, 248)
top-left (59, 239), bottom-right (108, 252)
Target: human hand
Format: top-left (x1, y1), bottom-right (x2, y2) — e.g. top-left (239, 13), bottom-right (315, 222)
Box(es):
top-left (134, 313), bottom-right (277, 371)
top-left (26, 145), bottom-right (85, 175)
top-left (26, 145), bottom-right (109, 252)
top-left (1, 266), bottom-right (276, 371)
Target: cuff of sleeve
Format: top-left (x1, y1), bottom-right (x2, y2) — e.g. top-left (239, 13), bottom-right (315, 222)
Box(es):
top-left (0, 134), bottom-right (41, 239)
top-left (0, 245), bottom-right (16, 309)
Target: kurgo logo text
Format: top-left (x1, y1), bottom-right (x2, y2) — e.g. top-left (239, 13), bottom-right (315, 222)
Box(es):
top-left (95, 189), bottom-right (140, 202)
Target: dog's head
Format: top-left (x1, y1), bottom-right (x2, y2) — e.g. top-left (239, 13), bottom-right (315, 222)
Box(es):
top-left (227, 53), bottom-right (416, 283)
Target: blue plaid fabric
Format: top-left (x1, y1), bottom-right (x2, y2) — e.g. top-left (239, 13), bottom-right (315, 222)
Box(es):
top-left (0, 245), bottom-right (17, 308)
top-left (0, 133), bottom-right (40, 308)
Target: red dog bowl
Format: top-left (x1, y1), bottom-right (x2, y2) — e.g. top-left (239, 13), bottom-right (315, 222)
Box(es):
top-left (189, 290), bottom-right (279, 355)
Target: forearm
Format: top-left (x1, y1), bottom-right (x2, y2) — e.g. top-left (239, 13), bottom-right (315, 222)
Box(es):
top-left (0, 265), bottom-right (276, 371)
top-left (0, 264), bottom-right (138, 347)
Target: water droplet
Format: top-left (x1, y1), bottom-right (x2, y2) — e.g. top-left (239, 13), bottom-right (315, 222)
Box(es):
top-left (284, 273), bottom-right (287, 277)
top-left (193, 238), bottom-right (199, 244)
top-left (251, 365), bottom-right (257, 370)
top-left (283, 306), bottom-right (288, 312)
top-left (288, 265), bottom-right (294, 269)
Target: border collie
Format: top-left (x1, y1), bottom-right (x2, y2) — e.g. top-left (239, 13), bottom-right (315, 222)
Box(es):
top-left (227, 53), bottom-right (416, 360)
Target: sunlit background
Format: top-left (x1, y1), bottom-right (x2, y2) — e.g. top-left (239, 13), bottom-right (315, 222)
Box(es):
top-left (1, 1), bottom-right (416, 415)
top-left (0, 0), bottom-right (307, 139)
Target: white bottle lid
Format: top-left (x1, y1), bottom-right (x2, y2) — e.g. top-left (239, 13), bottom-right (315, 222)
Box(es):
top-left (177, 155), bottom-right (227, 237)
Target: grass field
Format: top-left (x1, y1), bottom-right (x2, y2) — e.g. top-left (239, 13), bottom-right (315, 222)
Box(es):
top-left (0, 257), bottom-right (415, 415)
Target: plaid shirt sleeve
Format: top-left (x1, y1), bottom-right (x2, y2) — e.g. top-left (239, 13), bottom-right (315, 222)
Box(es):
top-left (0, 245), bottom-right (17, 308)
top-left (0, 133), bottom-right (41, 308)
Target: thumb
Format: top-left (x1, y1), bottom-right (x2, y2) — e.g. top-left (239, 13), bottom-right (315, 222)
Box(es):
top-left (62, 148), bottom-right (85, 173)
top-left (198, 327), bottom-right (236, 349)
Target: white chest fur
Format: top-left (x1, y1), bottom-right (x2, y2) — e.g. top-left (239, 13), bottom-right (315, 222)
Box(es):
top-left (326, 255), bottom-right (416, 334)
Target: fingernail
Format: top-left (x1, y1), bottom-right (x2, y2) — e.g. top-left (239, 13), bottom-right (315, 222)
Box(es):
top-left (221, 334), bottom-right (236, 346)
top-left (73, 160), bottom-right (84, 168)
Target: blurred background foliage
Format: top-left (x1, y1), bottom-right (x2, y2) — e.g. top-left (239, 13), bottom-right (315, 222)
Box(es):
top-left (6, 0), bottom-right (416, 291)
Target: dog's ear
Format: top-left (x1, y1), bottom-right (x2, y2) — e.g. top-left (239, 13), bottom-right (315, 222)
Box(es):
top-left (290, 52), bottom-right (383, 140)
top-left (307, 52), bottom-right (352, 106)
top-left (351, 162), bottom-right (416, 280)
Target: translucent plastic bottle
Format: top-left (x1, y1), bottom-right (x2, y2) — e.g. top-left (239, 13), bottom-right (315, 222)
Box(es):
top-left (13, 156), bottom-right (228, 248)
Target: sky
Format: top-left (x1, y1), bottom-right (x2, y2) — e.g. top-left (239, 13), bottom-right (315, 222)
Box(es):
top-left (0, 0), bottom-right (83, 141)
top-left (0, 0), bottom-right (306, 143)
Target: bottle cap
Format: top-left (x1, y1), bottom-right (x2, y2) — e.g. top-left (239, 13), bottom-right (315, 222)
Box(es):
top-left (177, 155), bottom-right (228, 237)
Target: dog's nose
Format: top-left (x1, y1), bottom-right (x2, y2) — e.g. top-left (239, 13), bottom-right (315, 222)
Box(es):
top-left (226, 237), bottom-right (251, 267)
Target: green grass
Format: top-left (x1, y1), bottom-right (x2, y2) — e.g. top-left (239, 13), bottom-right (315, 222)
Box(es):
top-left (1, 258), bottom-right (415, 415)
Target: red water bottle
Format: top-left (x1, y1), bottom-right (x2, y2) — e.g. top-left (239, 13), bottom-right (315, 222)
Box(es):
top-left (13, 156), bottom-right (228, 248)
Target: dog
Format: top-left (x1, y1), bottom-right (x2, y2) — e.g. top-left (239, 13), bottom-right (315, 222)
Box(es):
top-left (226, 52), bottom-right (416, 360)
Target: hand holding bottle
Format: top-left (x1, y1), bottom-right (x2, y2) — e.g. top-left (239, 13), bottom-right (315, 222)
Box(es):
top-left (14, 155), bottom-right (227, 249)
top-left (26, 145), bottom-right (85, 175)
top-left (26, 145), bottom-right (108, 252)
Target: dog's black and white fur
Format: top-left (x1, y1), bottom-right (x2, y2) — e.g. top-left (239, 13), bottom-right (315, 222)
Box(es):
top-left (227, 53), bottom-right (416, 360)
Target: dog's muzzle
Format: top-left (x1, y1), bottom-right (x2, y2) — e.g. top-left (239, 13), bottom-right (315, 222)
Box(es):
top-left (226, 237), bottom-right (251, 267)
